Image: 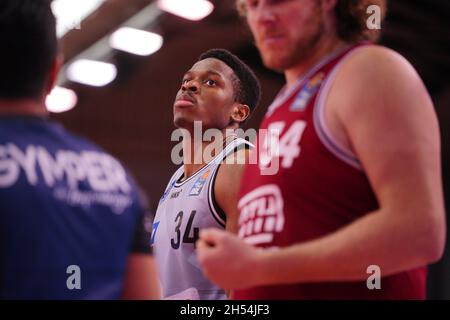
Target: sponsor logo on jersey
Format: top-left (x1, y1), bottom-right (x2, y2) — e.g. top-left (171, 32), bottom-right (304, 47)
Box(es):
top-left (238, 184), bottom-right (285, 245)
top-left (290, 72), bottom-right (324, 112)
top-left (160, 179), bottom-right (176, 203)
top-left (189, 169), bottom-right (211, 196)
top-left (170, 189), bottom-right (183, 199)
top-left (150, 221), bottom-right (160, 245)
top-left (0, 143), bottom-right (133, 214)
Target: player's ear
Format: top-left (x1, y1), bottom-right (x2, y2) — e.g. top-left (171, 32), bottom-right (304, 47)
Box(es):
top-left (230, 103), bottom-right (250, 124)
top-left (45, 54), bottom-right (63, 95)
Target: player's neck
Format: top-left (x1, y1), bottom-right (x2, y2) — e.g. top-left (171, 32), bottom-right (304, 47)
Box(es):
top-left (181, 128), bottom-right (237, 180)
top-left (0, 97), bottom-right (48, 117)
top-left (182, 142), bottom-right (207, 180)
top-left (284, 36), bottom-right (350, 89)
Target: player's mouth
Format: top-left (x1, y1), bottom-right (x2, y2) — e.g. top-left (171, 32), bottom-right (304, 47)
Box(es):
top-left (262, 35), bottom-right (285, 46)
top-left (259, 31), bottom-right (286, 47)
top-left (174, 93), bottom-right (196, 108)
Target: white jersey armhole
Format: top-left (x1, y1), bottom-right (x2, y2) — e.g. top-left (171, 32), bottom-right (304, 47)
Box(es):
top-left (207, 138), bottom-right (253, 228)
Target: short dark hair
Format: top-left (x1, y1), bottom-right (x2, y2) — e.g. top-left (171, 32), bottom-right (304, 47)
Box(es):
top-left (198, 49), bottom-right (261, 114)
top-left (0, 0), bottom-right (57, 100)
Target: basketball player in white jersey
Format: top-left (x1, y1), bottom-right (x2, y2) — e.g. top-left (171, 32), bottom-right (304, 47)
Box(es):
top-left (151, 49), bottom-right (261, 299)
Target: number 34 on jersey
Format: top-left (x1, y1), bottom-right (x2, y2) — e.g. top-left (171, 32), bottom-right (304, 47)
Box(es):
top-left (259, 120), bottom-right (307, 172)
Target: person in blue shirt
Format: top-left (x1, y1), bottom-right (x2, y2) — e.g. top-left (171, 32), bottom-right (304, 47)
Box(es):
top-left (0, 0), bottom-right (160, 299)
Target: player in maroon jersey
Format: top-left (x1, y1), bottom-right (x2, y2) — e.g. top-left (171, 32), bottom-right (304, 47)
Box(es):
top-left (196, 0), bottom-right (446, 299)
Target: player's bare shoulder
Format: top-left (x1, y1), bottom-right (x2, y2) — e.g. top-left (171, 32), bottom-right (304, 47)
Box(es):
top-left (215, 147), bottom-right (250, 191)
top-left (328, 44), bottom-right (434, 124)
top-left (339, 45), bottom-right (418, 76)
top-left (214, 147), bottom-right (250, 220)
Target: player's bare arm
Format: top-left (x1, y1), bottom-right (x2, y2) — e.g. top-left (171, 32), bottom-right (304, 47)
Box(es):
top-left (214, 147), bottom-right (252, 234)
top-left (122, 254), bottom-right (161, 299)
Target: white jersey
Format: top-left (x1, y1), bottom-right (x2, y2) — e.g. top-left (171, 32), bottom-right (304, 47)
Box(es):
top-left (152, 138), bottom-right (251, 300)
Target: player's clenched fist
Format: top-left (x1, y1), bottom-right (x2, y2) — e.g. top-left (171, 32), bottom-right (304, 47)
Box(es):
top-left (197, 228), bottom-right (265, 290)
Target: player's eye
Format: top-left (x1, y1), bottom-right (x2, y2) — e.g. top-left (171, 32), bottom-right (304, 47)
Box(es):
top-left (204, 79), bottom-right (217, 86)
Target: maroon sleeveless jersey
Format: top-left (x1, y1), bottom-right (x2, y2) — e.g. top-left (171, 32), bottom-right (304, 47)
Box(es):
top-left (235, 44), bottom-right (426, 300)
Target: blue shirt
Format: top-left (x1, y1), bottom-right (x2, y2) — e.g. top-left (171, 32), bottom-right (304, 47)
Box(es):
top-left (0, 116), bottom-right (150, 299)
